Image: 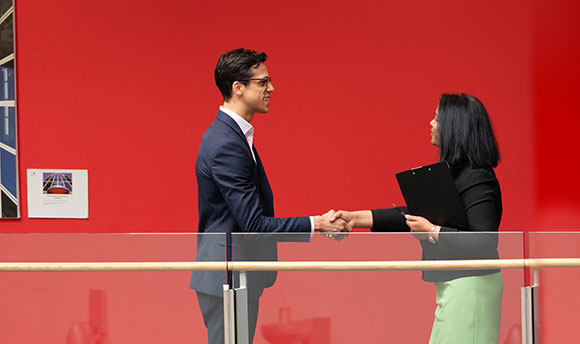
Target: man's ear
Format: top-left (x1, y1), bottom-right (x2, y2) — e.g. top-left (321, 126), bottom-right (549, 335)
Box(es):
top-left (232, 81), bottom-right (244, 97)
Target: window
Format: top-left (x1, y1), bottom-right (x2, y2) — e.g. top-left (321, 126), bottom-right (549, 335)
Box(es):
top-left (0, 0), bottom-right (17, 218)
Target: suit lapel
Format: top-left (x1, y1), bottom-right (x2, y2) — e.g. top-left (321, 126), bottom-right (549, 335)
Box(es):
top-left (253, 145), bottom-right (274, 216)
top-left (216, 110), bottom-right (274, 215)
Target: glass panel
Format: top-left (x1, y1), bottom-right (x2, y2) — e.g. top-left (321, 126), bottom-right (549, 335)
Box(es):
top-left (0, 147), bottom-right (16, 196)
top-left (232, 232), bottom-right (524, 343)
top-left (0, 66), bottom-right (14, 100)
top-left (527, 232), bottom-right (580, 344)
top-left (0, 106), bottom-right (14, 147)
top-left (0, 12), bottom-right (13, 58)
top-left (0, 232), bottom-right (530, 343)
top-left (0, 233), bottom-right (225, 343)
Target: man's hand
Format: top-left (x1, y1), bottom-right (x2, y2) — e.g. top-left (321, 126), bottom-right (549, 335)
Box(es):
top-left (315, 209), bottom-right (351, 231)
top-left (314, 209), bottom-right (352, 241)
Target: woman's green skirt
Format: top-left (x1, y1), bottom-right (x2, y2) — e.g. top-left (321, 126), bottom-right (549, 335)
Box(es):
top-left (429, 272), bottom-right (503, 344)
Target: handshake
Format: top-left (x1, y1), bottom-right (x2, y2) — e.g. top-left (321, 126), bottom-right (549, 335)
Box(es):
top-left (313, 209), bottom-right (353, 241)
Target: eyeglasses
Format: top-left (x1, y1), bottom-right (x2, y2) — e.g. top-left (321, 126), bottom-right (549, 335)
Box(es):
top-left (239, 76), bottom-right (272, 88)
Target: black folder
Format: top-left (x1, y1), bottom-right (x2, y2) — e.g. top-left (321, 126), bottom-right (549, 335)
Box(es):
top-left (395, 161), bottom-right (468, 229)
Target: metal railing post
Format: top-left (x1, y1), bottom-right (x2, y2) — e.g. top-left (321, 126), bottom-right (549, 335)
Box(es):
top-left (532, 269), bottom-right (540, 344)
top-left (522, 268), bottom-right (540, 344)
top-left (521, 286), bottom-right (533, 344)
top-left (223, 284), bottom-right (235, 344)
top-left (235, 271), bottom-right (249, 344)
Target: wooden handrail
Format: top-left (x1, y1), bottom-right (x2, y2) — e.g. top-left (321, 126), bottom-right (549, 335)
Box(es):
top-left (0, 261), bottom-right (227, 272)
top-left (1, 258), bottom-right (580, 272)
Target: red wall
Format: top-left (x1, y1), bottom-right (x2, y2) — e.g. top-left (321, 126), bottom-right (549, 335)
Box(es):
top-left (6, 0), bottom-right (546, 233)
top-left (2, 0), bottom-right (580, 343)
top-left (530, 1), bottom-right (580, 343)
top-left (532, 0), bottom-right (580, 229)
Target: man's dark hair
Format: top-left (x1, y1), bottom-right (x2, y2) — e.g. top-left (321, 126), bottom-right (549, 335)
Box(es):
top-left (214, 48), bottom-right (268, 101)
top-left (437, 93), bottom-right (500, 171)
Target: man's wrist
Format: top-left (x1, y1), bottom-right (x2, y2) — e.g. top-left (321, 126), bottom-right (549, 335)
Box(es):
top-left (312, 215), bottom-right (321, 231)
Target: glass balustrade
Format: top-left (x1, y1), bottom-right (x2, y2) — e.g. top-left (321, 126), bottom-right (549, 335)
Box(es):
top-left (231, 232), bottom-right (525, 344)
top-left (0, 233), bottom-right (224, 343)
top-left (527, 232), bottom-right (580, 344)
top-left (2, 231), bottom-right (578, 343)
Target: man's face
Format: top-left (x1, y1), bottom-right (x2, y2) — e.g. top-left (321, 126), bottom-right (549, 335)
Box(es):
top-left (240, 62), bottom-right (274, 114)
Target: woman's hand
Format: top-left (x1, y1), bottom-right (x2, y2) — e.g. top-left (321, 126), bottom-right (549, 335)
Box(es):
top-left (405, 214), bottom-right (440, 242)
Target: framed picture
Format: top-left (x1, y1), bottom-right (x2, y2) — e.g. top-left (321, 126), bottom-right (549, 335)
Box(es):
top-left (27, 169), bottom-right (88, 219)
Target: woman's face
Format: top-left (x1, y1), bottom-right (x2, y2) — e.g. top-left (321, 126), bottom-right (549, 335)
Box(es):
top-left (430, 108), bottom-right (439, 147)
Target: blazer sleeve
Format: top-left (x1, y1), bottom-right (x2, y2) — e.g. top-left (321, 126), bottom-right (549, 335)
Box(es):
top-left (211, 139), bottom-right (311, 234)
top-left (371, 207), bottom-right (409, 232)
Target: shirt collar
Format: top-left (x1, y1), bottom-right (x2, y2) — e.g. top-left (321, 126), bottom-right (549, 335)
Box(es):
top-left (220, 106), bottom-right (254, 140)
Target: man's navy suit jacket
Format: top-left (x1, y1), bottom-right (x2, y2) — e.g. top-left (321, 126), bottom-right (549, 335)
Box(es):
top-left (189, 111), bottom-right (311, 300)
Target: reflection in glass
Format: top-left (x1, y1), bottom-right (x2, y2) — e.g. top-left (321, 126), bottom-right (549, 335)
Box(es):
top-left (0, 0), bottom-right (11, 19)
top-left (1, 147), bottom-right (16, 196)
top-left (0, 106), bottom-right (14, 147)
top-left (0, 12), bottom-right (12, 57)
top-left (0, 0), bottom-right (17, 218)
top-left (1, 189), bottom-right (15, 216)
top-left (0, 66), bottom-right (14, 100)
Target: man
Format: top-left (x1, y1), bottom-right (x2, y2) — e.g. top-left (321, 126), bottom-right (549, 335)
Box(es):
top-left (189, 48), bottom-right (350, 344)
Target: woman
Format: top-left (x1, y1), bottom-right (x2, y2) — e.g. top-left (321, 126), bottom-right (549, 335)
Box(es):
top-left (332, 93), bottom-right (503, 344)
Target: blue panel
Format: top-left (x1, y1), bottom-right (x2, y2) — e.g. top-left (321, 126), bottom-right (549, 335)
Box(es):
top-left (0, 107), bottom-right (15, 148)
top-left (0, 67), bottom-right (14, 101)
top-left (0, 149), bottom-right (17, 198)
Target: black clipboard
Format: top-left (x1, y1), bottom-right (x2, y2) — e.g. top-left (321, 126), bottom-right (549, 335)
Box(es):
top-left (395, 161), bottom-right (468, 229)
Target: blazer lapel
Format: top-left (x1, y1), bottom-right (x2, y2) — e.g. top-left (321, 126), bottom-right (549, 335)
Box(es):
top-left (253, 145), bottom-right (274, 216)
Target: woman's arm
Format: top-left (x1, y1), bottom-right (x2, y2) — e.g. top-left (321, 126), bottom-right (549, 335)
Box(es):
top-left (332, 208), bottom-right (411, 232)
top-left (435, 180), bottom-right (501, 257)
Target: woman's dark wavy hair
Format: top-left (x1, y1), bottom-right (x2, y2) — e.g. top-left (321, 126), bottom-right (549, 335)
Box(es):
top-left (214, 48), bottom-right (268, 101)
top-left (437, 93), bottom-right (500, 171)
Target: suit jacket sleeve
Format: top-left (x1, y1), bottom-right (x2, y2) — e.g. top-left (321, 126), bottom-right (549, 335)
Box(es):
top-left (211, 138), bottom-right (311, 233)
